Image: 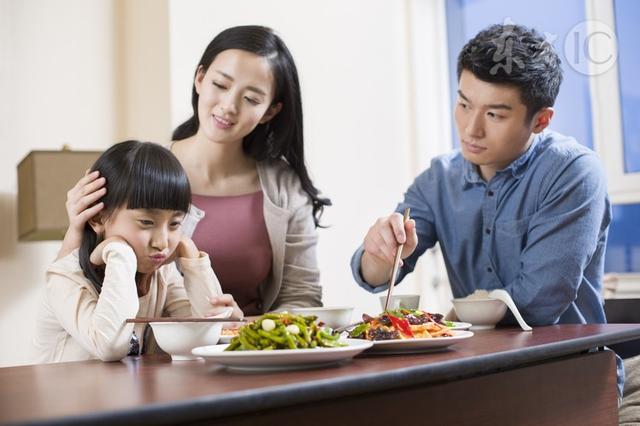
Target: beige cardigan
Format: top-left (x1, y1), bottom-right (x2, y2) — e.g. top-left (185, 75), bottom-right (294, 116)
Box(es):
top-left (182, 159), bottom-right (322, 313)
top-left (32, 242), bottom-right (221, 363)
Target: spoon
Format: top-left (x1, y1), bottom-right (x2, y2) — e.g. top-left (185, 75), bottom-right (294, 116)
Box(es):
top-left (488, 289), bottom-right (532, 332)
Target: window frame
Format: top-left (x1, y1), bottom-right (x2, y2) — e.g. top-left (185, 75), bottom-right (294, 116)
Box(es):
top-left (587, 0), bottom-right (640, 204)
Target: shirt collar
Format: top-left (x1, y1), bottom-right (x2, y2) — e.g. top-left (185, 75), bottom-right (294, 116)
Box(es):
top-left (462, 159), bottom-right (484, 188)
top-left (461, 131), bottom-right (545, 188)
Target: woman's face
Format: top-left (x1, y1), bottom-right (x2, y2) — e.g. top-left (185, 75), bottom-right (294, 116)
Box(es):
top-left (194, 49), bottom-right (282, 146)
top-left (102, 208), bottom-right (185, 274)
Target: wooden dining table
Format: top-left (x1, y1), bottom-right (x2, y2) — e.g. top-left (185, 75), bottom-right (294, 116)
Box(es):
top-left (2, 324), bottom-right (640, 426)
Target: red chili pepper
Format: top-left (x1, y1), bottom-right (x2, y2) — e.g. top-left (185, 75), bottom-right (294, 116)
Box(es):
top-left (388, 314), bottom-right (414, 338)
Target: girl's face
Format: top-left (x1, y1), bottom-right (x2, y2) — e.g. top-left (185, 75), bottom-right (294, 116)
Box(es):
top-left (101, 208), bottom-right (185, 274)
top-left (194, 49), bottom-right (282, 146)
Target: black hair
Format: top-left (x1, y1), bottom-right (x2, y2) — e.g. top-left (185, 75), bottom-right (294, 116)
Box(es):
top-left (172, 25), bottom-right (330, 227)
top-left (79, 140), bottom-right (191, 293)
top-left (457, 23), bottom-right (563, 122)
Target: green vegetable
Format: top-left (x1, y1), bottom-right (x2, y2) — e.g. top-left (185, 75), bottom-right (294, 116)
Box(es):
top-left (349, 323), bottom-right (370, 338)
top-left (224, 312), bottom-right (346, 351)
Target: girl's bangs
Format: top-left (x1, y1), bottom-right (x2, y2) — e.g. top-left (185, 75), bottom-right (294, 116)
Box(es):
top-left (125, 146), bottom-right (191, 213)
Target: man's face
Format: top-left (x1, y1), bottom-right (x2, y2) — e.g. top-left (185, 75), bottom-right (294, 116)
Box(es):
top-left (454, 70), bottom-right (539, 181)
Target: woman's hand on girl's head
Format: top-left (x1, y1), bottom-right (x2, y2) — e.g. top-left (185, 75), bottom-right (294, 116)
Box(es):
top-left (57, 170), bottom-right (108, 260)
top-left (66, 170), bottom-right (107, 231)
top-left (206, 294), bottom-right (244, 321)
top-left (89, 236), bottom-right (130, 266)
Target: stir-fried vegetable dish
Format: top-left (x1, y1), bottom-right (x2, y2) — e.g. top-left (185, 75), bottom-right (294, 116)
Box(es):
top-left (348, 309), bottom-right (453, 340)
top-left (225, 312), bottom-right (345, 351)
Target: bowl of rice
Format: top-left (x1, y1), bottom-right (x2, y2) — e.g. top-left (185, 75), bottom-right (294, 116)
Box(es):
top-left (451, 290), bottom-right (508, 330)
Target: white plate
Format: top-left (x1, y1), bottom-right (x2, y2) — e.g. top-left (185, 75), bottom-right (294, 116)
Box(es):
top-left (448, 321), bottom-right (472, 330)
top-left (365, 330), bottom-right (474, 354)
top-left (192, 338), bottom-right (373, 371)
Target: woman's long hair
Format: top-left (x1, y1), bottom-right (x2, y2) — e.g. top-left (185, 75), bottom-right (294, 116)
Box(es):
top-left (172, 25), bottom-right (330, 226)
top-left (78, 141), bottom-right (191, 293)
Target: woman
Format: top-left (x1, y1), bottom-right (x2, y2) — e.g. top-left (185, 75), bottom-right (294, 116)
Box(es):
top-left (60, 26), bottom-right (330, 319)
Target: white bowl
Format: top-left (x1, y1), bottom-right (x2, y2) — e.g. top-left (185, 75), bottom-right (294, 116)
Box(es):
top-left (289, 306), bottom-right (354, 329)
top-left (378, 294), bottom-right (420, 310)
top-left (149, 322), bottom-right (223, 361)
top-left (451, 297), bottom-right (507, 330)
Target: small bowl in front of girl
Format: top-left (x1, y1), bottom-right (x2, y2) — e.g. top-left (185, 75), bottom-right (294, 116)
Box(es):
top-left (150, 322), bottom-right (223, 361)
top-left (451, 290), bottom-right (508, 330)
top-left (289, 307), bottom-right (354, 329)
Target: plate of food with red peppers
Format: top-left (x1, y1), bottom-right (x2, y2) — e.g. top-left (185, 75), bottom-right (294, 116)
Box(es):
top-left (347, 309), bottom-right (473, 354)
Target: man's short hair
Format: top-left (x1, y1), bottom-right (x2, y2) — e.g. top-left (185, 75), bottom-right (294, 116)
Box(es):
top-left (457, 24), bottom-right (563, 122)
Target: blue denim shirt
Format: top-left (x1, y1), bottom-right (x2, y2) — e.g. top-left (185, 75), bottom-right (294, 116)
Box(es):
top-left (350, 130), bottom-right (623, 393)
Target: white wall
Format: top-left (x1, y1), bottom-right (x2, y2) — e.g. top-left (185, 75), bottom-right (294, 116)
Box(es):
top-left (0, 0), bottom-right (116, 367)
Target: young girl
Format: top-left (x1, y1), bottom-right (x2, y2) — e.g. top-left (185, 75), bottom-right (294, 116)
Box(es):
top-left (61, 26), bottom-right (330, 319)
top-left (33, 141), bottom-right (222, 363)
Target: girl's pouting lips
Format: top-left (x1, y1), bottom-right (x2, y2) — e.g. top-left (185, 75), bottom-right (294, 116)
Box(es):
top-left (149, 254), bottom-right (167, 264)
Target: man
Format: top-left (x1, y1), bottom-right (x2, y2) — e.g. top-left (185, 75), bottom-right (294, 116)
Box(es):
top-left (350, 24), bottom-right (621, 394)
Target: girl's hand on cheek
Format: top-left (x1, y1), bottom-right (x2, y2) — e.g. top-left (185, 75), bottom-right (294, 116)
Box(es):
top-left (175, 234), bottom-right (200, 260)
top-left (206, 294), bottom-right (244, 321)
top-left (162, 234), bottom-right (199, 266)
top-left (90, 236), bottom-right (130, 266)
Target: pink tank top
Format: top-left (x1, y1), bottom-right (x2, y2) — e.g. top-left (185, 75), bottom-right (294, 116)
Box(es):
top-left (191, 191), bottom-right (272, 316)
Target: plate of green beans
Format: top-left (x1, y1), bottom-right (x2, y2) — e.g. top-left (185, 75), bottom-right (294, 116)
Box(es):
top-left (191, 313), bottom-right (373, 371)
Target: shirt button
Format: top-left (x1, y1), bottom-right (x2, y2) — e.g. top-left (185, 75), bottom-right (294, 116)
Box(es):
top-left (485, 228), bottom-right (491, 234)
top-left (487, 267), bottom-right (493, 273)
top-left (487, 190), bottom-right (494, 197)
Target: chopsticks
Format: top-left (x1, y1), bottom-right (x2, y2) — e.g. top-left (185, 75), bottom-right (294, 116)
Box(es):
top-left (333, 321), bottom-right (363, 334)
top-left (125, 317), bottom-right (245, 324)
top-left (383, 208), bottom-right (411, 311)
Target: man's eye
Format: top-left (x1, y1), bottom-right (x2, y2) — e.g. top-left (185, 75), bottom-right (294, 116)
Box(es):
top-left (459, 102), bottom-right (468, 109)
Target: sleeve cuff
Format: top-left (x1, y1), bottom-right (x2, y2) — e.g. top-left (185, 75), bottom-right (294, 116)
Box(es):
top-left (177, 251), bottom-right (211, 269)
top-left (350, 245), bottom-right (389, 294)
top-left (102, 241), bottom-right (137, 265)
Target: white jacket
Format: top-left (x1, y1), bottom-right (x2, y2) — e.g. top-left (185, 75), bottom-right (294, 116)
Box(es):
top-left (32, 242), bottom-right (221, 363)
